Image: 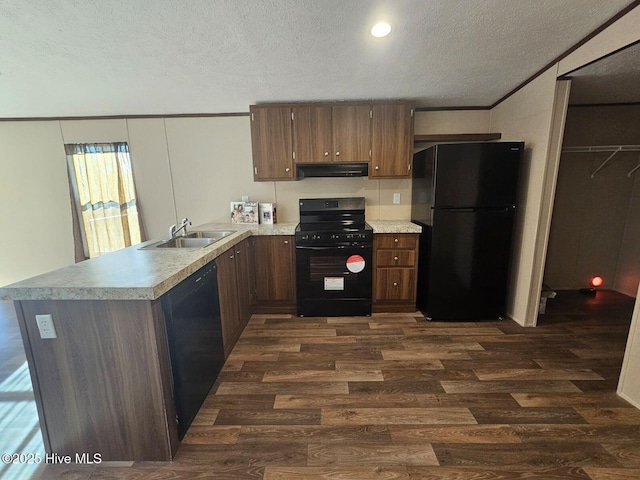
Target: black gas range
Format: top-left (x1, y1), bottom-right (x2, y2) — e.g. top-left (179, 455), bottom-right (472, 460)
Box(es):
top-left (295, 197), bottom-right (373, 317)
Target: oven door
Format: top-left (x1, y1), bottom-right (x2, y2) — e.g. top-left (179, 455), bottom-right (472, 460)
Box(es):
top-left (296, 242), bottom-right (372, 316)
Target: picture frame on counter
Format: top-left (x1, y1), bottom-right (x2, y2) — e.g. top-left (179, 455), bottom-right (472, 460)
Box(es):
top-left (259, 203), bottom-right (277, 225)
top-left (231, 201), bottom-right (259, 224)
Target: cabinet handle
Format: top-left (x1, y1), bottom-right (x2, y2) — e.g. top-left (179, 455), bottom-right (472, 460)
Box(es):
top-left (236, 250), bottom-right (241, 255)
top-left (285, 167), bottom-right (290, 172)
top-left (394, 256), bottom-right (399, 261)
top-left (394, 238), bottom-right (399, 243)
top-left (284, 240), bottom-right (289, 244)
top-left (230, 255), bottom-right (234, 259)
top-left (336, 151), bottom-right (340, 156)
top-left (375, 165), bottom-right (379, 170)
top-left (324, 152), bottom-right (329, 156)
top-left (393, 282), bottom-right (398, 286)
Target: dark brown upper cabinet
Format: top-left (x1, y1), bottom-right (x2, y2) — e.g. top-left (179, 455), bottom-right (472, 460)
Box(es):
top-left (292, 105), bottom-right (333, 163)
top-left (370, 103), bottom-right (414, 178)
top-left (331, 105), bottom-right (372, 163)
top-left (292, 104), bottom-right (372, 164)
top-left (250, 105), bottom-right (294, 181)
top-left (250, 101), bottom-right (413, 180)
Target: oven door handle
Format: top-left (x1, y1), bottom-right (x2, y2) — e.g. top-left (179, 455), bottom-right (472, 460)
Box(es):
top-left (295, 244), bottom-right (371, 250)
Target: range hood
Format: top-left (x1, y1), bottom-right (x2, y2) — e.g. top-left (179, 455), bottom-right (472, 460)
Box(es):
top-left (296, 163), bottom-right (369, 178)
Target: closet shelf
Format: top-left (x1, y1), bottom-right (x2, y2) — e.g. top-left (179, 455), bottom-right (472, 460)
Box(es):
top-left (562, 145), bottom-right (640, 178)
top-left (562, 145), bottom-right (640, 153)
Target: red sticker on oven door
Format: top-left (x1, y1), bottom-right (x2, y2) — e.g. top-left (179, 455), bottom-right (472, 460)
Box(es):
top-left (346, 255), bottom-right (365, 273)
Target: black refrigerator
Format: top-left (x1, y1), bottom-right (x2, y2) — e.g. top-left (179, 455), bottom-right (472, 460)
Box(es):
top-left (411, 142), bottom-right (523, 320)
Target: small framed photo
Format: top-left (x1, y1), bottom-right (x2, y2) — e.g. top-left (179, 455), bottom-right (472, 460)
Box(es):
top-left (230, 202), bottom-right (259, 224)
top-left (259, 203), bottom-right (277, 224)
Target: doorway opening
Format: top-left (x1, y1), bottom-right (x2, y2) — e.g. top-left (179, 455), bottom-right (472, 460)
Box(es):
top-left (539, 43), bottom-right (640, 392)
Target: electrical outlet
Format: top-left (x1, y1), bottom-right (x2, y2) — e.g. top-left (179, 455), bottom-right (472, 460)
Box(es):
top-left (35, 314), bottom-right (57, 339)
top-left (241, 195), bottom-right (249, 202)
top-left (393, 193), bottom-right (401, 204)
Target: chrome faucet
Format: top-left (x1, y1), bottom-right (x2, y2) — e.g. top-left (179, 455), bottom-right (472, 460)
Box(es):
top-left (169, 218), bottom-right (191, 238)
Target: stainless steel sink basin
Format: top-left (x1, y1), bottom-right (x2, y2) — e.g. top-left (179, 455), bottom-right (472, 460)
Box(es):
top-left (185, 230), bottom-right (236, 241)
top-left (139, 230), bottom-right (236, 249)
top-left (155, 237), bottom-right (217, 248)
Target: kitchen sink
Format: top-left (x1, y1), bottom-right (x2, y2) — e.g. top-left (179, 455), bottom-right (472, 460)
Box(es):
top-left (139, 231), bottom-right (235, 249)
top-left (185, 230), bottom-right (236, 241)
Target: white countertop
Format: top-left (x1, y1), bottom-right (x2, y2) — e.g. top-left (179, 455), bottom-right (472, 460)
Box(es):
top-left (0, 221), bottom-right (420, 301)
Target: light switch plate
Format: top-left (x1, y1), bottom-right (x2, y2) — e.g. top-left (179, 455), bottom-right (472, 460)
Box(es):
top-left (35, 314), bottom-right (57, 339)
top-left (393, 193), bottom-right (401, 204)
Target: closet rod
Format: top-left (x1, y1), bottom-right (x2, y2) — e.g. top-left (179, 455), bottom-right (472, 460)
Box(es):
top-left (562, 145), bottom-right (640, 153)
top-left (561, 145), bottom-right (640, 179)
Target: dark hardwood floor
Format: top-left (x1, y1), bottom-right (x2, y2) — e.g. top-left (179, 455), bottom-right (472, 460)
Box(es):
top-left (2, 290), bottom-right (639, 479)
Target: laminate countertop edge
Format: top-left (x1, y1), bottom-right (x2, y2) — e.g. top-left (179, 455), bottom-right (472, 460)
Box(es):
top-left (0, 221), bottom-right (421, 301)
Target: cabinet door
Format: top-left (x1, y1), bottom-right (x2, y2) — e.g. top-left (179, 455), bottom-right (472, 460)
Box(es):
top-left (332, 105), bottom-right (371, 163)
top-left (375, 268), bottom-right (416, 301)
top-left (250, 106), bottom-right (294, 180)
top-left (370, 103), bottom-right (414, 178)
top-left (216, 250), bottom-right (241, 355)
top-left (234, 238), bottom-right (253, 327)
top-left (293, 105), bottom-right (333, 163)
top-left (253, 236), bottom-right (295, 302)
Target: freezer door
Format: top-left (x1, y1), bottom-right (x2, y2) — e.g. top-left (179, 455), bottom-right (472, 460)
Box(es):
top-left (433, 143), bottom-right (522, 208)
top-left (425, 208), bottom-right (516, 320)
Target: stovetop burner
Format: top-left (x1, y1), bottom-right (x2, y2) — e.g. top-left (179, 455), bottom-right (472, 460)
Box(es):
top-left (296, 197), bottom-right (372, 244)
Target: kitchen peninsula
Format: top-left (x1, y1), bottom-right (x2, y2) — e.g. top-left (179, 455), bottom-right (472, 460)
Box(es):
top-left (0, 220), bottom-right (420, 461)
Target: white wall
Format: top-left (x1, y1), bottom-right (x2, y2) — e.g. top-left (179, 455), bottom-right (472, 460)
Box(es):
top-left (489, 68), bottom-right (560, 326)
top-left (414, 110), bottom-right (491, 134)
top-left (0, 109), bottom-right (491, 286)
top-left (126, 119), bottom-right (177, 240)
top-left (0, 122), bottom-right (74, 286)
top-left (164, 117), bottom-right (273, 226)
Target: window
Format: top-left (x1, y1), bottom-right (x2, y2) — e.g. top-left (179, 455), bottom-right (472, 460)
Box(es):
top-left (65, 142), bottom-right (143, 258)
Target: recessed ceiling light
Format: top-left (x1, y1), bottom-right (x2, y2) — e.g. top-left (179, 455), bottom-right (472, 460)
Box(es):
top-left (371, 22), bottom-right (391, 38)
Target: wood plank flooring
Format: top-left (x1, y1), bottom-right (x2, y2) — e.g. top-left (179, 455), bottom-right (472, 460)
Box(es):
top-left (2, 290), bottom-right (640, 479)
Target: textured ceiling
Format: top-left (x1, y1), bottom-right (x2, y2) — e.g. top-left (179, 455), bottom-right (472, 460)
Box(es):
top-left (568, 42), bottom-right (640, 105)
top-left (0, 0), bottom-right (634, 117)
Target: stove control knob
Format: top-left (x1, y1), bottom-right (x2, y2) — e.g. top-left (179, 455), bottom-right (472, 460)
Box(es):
top-left (313, 234), bottom-right (322, 240)
top-left (331, 234), bottom-right (340, 240)
top-left (301, 234), bottom-right (309, 241)
top-left (346, 234), bottom-right (354, 239)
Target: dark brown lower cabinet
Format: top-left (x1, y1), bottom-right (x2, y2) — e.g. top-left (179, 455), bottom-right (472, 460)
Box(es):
top-left (251, 235), bottom-right (296, 314)
top-left (15, 298), bottom-right (177, 461)
top-left (217, 238), bottom-right (253, 357)
top-left (373, 233), bottom-right (419, 312)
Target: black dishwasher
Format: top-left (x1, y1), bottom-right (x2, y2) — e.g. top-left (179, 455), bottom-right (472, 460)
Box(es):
top-left (162, 263), bottom-right (224, 439)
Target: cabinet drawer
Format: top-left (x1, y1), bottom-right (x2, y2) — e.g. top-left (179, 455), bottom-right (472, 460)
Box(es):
top-left (376, 234), bottom-right (417, 249)
top-left (376, 249), bottom-right (416, 267)
top-left (375, 268), bottom-right (416, 301)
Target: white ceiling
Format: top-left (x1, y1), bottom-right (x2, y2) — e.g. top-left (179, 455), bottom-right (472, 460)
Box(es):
top-left (0, 0), bottom-right (634, 118)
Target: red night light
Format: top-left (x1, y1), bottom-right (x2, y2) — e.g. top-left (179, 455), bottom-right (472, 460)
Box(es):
top-left (590, 276), bottom-right (604, 288)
